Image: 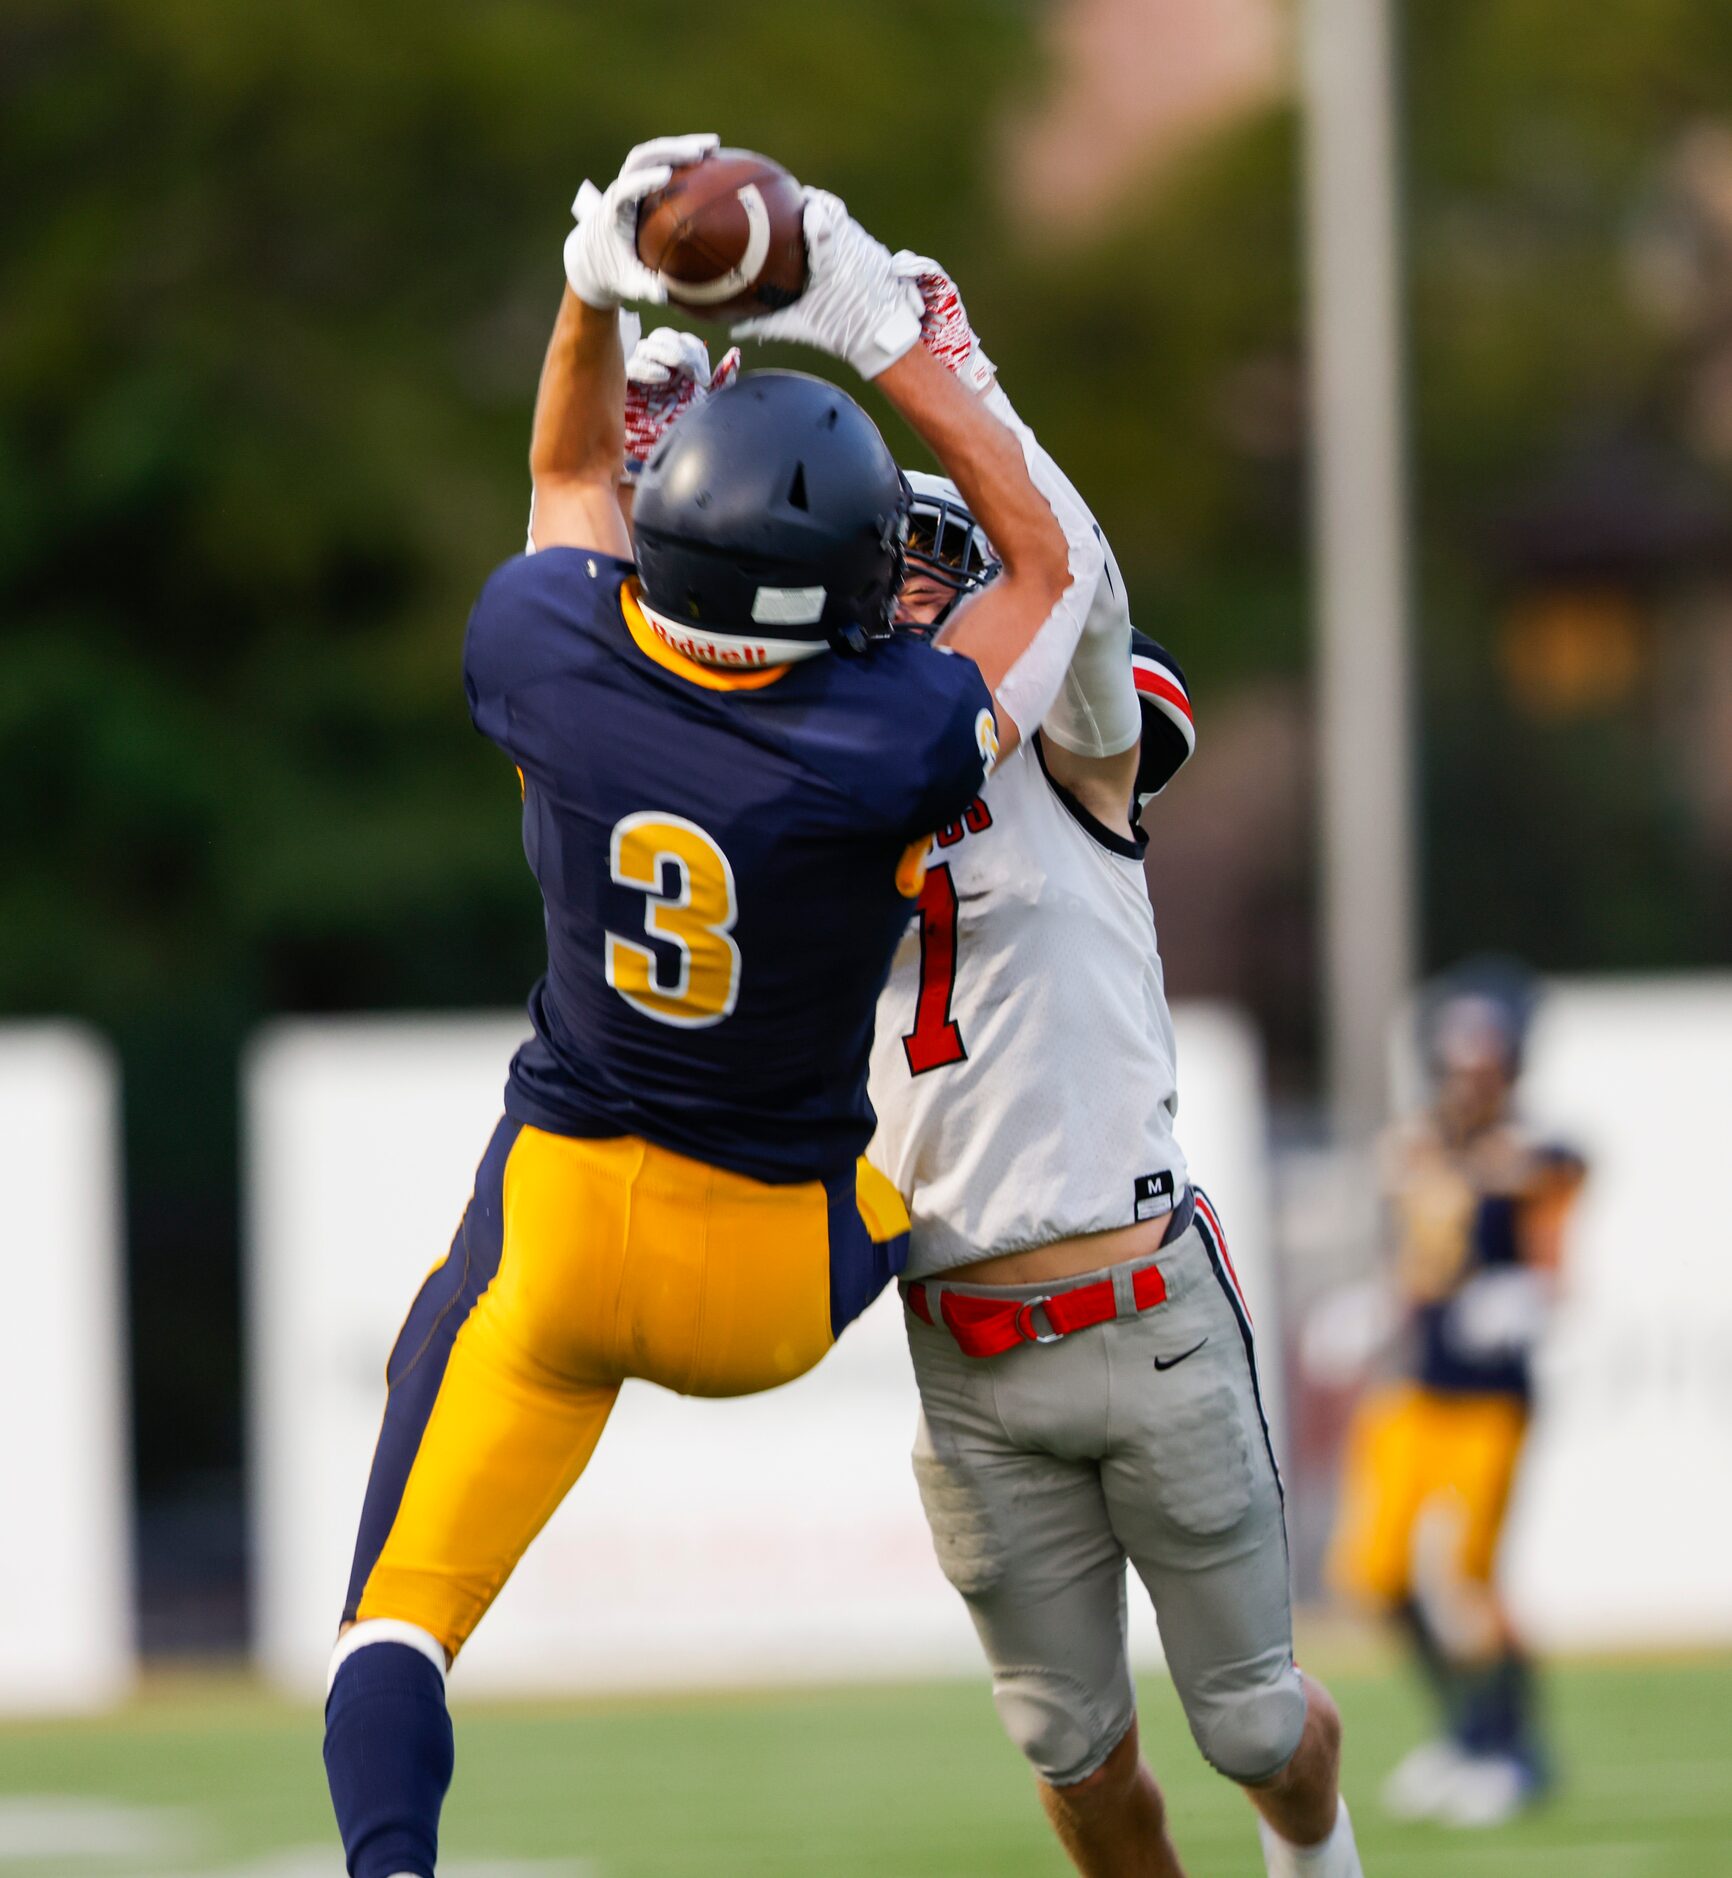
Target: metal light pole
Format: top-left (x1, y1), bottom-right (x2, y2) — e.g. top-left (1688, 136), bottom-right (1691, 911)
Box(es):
top-left (1299, 0), bottom-right (1418, 1142)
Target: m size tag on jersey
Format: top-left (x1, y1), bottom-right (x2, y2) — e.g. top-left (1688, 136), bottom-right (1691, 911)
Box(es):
top-left (1134, 1171), bottom-right (1176, 1221)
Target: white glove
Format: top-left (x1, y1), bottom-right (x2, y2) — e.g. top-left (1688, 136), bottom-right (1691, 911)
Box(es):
top-left (732, 189), bottom-right (921, 380)
top-left (1447, 1269), bottom-right (1551, 1359)
top-left (563, 133), bottom-right (720, 311)
top-left (628, 326), bottom-right (735, 389)
top-left (892, 252), bottom-right (996, 394)
top-left (623, 327), bottom-right (741, 479)
top-left (1298, 1279), bottom-right (1401, 1388)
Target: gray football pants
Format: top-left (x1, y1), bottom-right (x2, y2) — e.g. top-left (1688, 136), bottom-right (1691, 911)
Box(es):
top-left (906, 1200), bottom-right (1305, 1788)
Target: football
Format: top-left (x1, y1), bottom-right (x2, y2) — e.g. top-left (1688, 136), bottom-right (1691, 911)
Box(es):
top-left (635, 149), bottom-right (809, 322)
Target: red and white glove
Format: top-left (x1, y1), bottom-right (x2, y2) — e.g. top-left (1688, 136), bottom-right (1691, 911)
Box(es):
top-left (892, 252), bottom-right (996, 393)
top-left (623, 327), bottom-right (742, 480)
top-left (564, 133), bottom-right (719, 310)
top-left (732, 189), bottom-right (922, 380)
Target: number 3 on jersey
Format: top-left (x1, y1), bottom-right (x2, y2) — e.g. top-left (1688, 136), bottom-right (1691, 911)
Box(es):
top-left (606, 812), bottom-right (741, 1028)
top-left (903, 863), bottom-right (967, 1074)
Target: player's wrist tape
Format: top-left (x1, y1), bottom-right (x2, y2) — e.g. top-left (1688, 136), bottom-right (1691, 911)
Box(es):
top-left (850, 303), bottom-right (922, 380)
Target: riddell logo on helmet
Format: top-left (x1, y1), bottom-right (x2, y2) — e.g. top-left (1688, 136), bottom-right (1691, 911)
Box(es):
top-left (647, 616), bottom-right (774, 666)
top-left (637, 598), bottom-right (830, 669)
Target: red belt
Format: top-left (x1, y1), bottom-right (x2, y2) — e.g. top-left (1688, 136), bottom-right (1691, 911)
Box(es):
top-left (904, 1262), bottom-right (1168, 1359)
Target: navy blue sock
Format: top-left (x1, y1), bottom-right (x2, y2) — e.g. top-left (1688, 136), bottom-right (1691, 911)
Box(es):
top-left (1457, 1648), bottom-right (1540, 1765)
top-left (1395, 1597), bottom-right (1467, 1736)
top-left (324, 1640), bottom-right (454, 1878)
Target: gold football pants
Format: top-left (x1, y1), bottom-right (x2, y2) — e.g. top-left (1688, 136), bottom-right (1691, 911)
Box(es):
top-left (1328, 1382), bottom-right (1528, 1609)
top-left (342, 1118), bottom-right (910, 1657)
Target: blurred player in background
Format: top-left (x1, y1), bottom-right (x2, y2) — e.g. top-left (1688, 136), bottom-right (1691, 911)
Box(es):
top-left (322, 133), bottom-right (1109, 1878)
top-left (868, 264), bottom-right (1364, 1878)
top-left (1327, 964), bottom-right (1586, 1827)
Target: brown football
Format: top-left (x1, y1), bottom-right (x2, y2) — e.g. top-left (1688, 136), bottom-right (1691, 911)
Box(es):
top-left (635, 149), bottom-right (809, 322)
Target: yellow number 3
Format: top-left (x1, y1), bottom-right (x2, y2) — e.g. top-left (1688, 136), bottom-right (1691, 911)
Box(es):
top-left (605, 813), bottom-right (742, 1028)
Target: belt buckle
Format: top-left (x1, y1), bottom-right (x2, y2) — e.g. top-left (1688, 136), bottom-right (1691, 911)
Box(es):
top-left (1013, 1297), bottom-right (1063, 1345)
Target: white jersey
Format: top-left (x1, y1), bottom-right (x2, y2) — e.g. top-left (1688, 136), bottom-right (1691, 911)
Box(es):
top-left (867, 737), bottom-right (1187, 1277)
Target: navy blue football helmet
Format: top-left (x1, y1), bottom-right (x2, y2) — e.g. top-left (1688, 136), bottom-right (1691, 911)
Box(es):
top-left (632, 369), bottom-right (911, 654)
top-left (1420, 958), bottom-right (1539, 1083)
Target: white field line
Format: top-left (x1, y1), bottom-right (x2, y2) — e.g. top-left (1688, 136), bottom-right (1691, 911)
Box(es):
top-left (177, 1858), bottom-right (595, 1878)
top-left (1371, 1839), bottom-right (1727, 1875)
top-left (0, 1797), bottom-right (594, 1877)
top-left (0, 1797), bottom-right (200, 1862)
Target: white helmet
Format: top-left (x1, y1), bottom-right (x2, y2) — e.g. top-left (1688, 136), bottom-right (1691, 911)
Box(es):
top-left (900, 470), bottom-right (1001, 628)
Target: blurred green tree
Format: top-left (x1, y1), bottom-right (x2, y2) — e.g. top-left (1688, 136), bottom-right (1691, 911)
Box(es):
top-left (1404, 0), bottom-right (1732, 971)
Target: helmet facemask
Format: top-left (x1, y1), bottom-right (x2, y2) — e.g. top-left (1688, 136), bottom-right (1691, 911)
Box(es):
top-left (896, 476), bottom-right (1001, 637)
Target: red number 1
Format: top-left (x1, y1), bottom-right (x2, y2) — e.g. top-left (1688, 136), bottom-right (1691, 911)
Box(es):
top-left (903, 863), bottom-right (967, 1075)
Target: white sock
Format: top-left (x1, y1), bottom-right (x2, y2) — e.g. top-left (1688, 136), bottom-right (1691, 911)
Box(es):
top-left (326, 1616), bottom-right (448, 1694)
top-left (1258, 1798), bottom-right (1363, 1878)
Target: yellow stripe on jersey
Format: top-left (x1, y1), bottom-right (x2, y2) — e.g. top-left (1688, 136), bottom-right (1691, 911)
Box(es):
top-left (854, 1154), bottom-right (912, 1246)
top-left (895, 837), bottom-right (930, 899)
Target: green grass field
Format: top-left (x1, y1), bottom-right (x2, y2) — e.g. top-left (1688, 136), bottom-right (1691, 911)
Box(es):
top-left (3, 1650), bottom-right (1729, 1876)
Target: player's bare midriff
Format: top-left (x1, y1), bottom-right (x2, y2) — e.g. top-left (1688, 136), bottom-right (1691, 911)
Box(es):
top-left (961, 1213), bottom-right (1174, 1287)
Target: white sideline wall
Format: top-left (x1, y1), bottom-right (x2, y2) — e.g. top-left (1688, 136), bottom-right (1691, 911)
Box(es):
top-left (247, 1004), bottom-right (1274, 1698)
top-left (1495, 979), bottom-right (1732, 1649)
top-left (0, 1026), bottom-right (132, 1713)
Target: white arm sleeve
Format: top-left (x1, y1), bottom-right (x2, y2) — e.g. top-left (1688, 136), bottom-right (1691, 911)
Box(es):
top-left (1041, 528), bottom-right (1141, 759)
top-left (987, 382), bottom-right (1140, 759)
top-left (980, 382), bottom-right (1108, 742)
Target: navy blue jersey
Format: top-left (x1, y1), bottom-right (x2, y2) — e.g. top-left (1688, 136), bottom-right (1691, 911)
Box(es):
top-left (1412, 1193), bottom-right (1530, 1399)
top-left (463, 548), bottom-right (993, 1184)
top-left (1408, 1142), bottom-right (1585, 1402)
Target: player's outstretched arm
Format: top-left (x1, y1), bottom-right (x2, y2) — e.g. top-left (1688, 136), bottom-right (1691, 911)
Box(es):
top-left (530, 133), bottom-right (719, 556)
top-left (733, 194), bottom-right (1100, 754)
top-left (527, 289), bottom-right (633, 558)
top-left (875, 346), bottom-right (1078, 754)
top-left (892, 255), bottom-right (1139, 821)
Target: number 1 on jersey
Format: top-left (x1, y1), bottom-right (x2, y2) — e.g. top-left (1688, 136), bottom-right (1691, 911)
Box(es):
top-left (903, 863), bottom-right (967, 1074)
